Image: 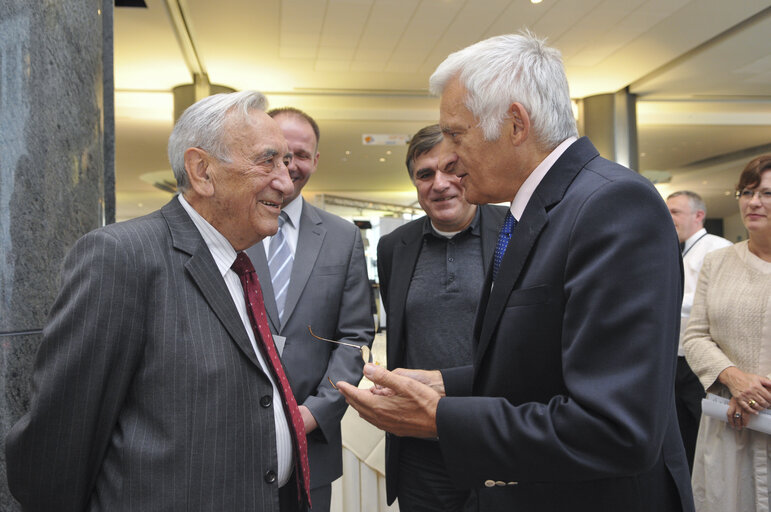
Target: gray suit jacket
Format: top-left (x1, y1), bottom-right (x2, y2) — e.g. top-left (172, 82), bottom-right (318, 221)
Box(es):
top-left (245, 200), bottom-right (374, 489)
top-left (6, 198), bottom-right (287, 511)
top-left (376, 204), bottom-right (507, 505)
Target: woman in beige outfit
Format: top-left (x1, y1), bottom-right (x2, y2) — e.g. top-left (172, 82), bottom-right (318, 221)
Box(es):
top-left (684, 154), bottom-right (771, 512)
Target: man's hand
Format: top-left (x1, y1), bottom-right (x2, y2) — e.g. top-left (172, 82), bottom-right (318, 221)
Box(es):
top-left (298, 405), bottom-right (318, 434)
top-left (371, 368), bottom-right (446, 397)
top-left (336, 364), bottom-right (441, 438)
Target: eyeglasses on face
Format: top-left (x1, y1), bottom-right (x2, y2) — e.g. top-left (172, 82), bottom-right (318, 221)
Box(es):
top-left (735, 188), bottom-right (771, 204)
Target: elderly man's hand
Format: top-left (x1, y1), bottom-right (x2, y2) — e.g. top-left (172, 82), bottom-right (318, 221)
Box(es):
top-left (336, 364), bottom-right (441, 438)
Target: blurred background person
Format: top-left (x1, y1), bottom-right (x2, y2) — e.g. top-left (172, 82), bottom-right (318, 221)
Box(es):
top-left (684, 154), bottom-right (771, 512)
top-left (377, 124), bottom-right (506, 511)
top-left (667, 190), bottom-right (731, 471)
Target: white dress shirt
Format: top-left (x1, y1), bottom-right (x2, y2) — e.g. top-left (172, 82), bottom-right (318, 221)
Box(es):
top-left (509, 136), bottom-right (578, 221)
top-left (679, 227), bottom-right (732, 355)
top-left (178, 194), bottom-right (294, 486)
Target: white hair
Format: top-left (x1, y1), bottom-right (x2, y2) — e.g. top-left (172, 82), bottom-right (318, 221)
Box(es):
top-left (429, 30), bottom-right (578, 149)
top-left (168, 90), bottom-right (268, 192)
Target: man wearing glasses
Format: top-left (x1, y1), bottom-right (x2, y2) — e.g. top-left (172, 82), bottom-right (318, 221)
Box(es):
top-left (377, 124), bottom-right (506, 511)
top-left (666, 190), bottom-right (731, 472)
top-left (339, 32), bottom-right (695, 512)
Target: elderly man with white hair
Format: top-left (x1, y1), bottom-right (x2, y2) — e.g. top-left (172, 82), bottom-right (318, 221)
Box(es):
top-left (339, 31), bottom-right (695, 512)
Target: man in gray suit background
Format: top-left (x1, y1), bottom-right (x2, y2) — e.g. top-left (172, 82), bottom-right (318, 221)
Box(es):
top-left (6, 91), bottom-right (310, 511)
top-left (245, 107), bottom-right (374, 512)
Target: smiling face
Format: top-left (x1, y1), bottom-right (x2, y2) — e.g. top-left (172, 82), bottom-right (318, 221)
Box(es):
top-left (740, 169), bottom-right (771, 236)
top-left (272, 113), bottom-right (319, 206)
top-left (198, 110), bottom-right (294, 250)
top-left (411, 144), bottom-right (476, 232)
top-left (436, 77), bottom-right (526, 205)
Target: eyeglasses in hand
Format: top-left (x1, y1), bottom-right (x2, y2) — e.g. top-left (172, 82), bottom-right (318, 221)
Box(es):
top-left (307, 326), bottom-right (372, 389)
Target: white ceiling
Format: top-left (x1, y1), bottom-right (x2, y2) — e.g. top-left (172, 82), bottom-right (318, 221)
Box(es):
top-left (114, 0), bottom-right (771, 221)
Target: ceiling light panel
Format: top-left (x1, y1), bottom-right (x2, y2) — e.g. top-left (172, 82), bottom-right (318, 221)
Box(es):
top-left (486, 0), bottom-right (564, 40)
top-left (280, 0), bottom-right (326, 50)
top-left (320, 0), bottom-right (372, 48)
top-left (114, 0), bottom-right (191, 90)
top-left (424, 0), bottom-right (510, 73)
top-left (387, 0), bottom-right (464, 73)
top-left (569, 0), bottom-right (689, 67)
top-left (352, 0), bottom-right (418, 71)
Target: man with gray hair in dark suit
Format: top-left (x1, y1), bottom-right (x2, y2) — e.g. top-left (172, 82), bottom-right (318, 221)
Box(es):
top-left (6, 90), bottom-right (312, 511)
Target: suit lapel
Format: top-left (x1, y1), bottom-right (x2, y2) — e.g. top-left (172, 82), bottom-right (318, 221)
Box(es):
top-left (387, 219), bottom-right (425, 367)
top-left (473, 137), bottom-right (599, 368)
top-left (162, 199), bottom-right (262, 369)
top-left (244, 242), bottom-right (280, 333)
top-left (281, 202), bottom-right (324, 330)
top-left (479, 205), bottom-right (502, 273)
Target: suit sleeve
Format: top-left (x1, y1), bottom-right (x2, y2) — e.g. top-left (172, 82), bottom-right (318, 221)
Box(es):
top-left (5, 229), bottom-right (145, 511)
top-left (303, 227), bottom-right (374, 438)
top-left (436, 178), bottom-right (683, 484)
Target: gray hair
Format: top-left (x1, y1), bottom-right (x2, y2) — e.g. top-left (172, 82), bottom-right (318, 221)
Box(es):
top-left (667, 190), bottom-right (707, 217)
top-left (168, 90), bottom-right (269, 192)
top-left (429, 30), bottom-right (578, 150)
top-left (406, 124), bottom-right (443, 179)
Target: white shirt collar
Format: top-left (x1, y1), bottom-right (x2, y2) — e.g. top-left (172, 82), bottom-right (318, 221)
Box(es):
top-left (177, 194), bottom-right (237, 277)
top-left (683, 227), bottom-right (707, 254)
top-left (509, 137), bottom-right (577, 221)
top-left (281, 195), bottom-right (303, 228)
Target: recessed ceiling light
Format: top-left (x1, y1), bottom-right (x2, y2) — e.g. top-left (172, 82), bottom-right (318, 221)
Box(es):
top-left (379, 158), bottom-right (386, 162)
top-left (531, 0), bottom-right (543, 4)
top-left (386, 150), bottom-right (392, 155)
top-left (345, 150), bottom-right (351, 155)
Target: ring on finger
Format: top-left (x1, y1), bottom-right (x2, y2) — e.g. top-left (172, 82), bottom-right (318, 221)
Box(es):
top-left (734, 412), bottom-right (742, 419)
top-left (748, 399), bottom-right (757, 407)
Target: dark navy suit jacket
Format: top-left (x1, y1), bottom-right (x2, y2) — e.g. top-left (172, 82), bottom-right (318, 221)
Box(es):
top-left (436, 138), bottom-right (695, 512)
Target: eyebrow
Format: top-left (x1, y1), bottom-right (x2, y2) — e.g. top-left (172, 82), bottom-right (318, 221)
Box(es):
top-left (256, 149), bottom-right (279, 162)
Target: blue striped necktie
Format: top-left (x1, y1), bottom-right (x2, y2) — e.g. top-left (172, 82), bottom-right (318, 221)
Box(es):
top-left (269, 211), bottom-right (293, 320)
top-left (493, 211), bottom-right (517, 280)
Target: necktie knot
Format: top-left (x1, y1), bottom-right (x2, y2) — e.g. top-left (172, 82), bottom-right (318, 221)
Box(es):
top-left (231, 252), bottom-right (255, 277)
top-left (278, 210), bottom-right (289, 229)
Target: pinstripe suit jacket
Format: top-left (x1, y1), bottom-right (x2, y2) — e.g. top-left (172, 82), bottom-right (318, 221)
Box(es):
top-left (6, 198), bottom-right (286, 511)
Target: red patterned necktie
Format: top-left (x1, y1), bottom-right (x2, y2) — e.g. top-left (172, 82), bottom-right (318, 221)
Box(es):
top-left (231, 252), bottom-right (311, 509)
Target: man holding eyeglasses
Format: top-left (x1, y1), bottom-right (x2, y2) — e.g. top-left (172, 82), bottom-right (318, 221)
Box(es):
top-left (666, 191), bottom-right (731, 472)
top-left (338, 32), bottom-right (695, 512)
top-left (244, 107), bottom-right (374, 512)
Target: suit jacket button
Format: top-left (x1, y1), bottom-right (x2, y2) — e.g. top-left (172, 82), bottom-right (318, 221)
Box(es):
top-left (495, 481), bottom-right (506, 486)
top-left (484, 480), bottom-right (496, 487)
top-left (507, 482), bottom-right (518, 486)
top-left (260, 395), bottom-right (272, 408)
top-left (264, 470), bottom-right (277, 484)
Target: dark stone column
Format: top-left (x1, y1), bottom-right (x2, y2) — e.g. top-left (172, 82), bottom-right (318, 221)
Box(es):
top-left (0, 0), bottom-right (113, 508)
